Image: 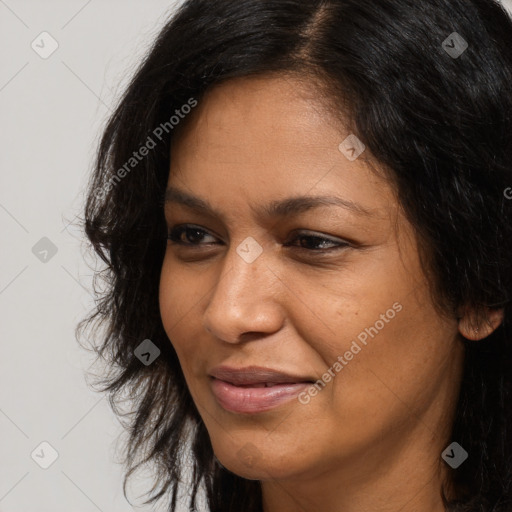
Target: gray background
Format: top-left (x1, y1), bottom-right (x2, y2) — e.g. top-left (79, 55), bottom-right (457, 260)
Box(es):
top-left (1, 1), bottom-right (511, 511)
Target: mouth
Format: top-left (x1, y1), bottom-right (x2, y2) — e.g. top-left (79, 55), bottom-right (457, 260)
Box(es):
top-left (208, 365), bottom-right (315, 414)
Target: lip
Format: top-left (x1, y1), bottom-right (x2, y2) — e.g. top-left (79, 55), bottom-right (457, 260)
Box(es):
top-left (209, 365), bottom-right (315, 414)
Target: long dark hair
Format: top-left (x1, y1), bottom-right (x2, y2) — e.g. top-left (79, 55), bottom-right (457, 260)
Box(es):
top-left (77, 0), bottom-right (512, 510)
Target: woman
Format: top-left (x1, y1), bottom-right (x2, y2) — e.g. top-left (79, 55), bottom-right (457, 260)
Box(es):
top-left (78, 0), bottom-right (512, 511)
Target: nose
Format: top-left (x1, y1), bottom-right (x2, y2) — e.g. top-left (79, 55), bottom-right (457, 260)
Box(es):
top-left (202, 245), bottom-right (285, 344)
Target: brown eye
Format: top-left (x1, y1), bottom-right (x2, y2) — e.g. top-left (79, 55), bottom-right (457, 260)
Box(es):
top-left (285, 232), bottom-right (350, 252)
top-left (167, 225), bottom-right (219, 246)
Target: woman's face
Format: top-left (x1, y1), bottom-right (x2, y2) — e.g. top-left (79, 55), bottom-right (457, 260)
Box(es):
top-left (159, 75), bottom-right (465, 496)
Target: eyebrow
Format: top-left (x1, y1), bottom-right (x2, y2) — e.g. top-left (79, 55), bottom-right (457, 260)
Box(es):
top-left (164, 186), bottom-right (377, 219)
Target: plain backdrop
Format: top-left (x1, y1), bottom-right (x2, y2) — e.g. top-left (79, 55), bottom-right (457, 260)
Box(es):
top-left (1, 1), bottom-right (512, 511)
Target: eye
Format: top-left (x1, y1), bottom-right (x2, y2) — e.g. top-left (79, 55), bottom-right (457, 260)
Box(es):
top-left (167, 225), bottom-right (219, 246)
top-left (284, 232), bottom-right (350, 252)
top-left (167, 225), bottom-right (350, 252)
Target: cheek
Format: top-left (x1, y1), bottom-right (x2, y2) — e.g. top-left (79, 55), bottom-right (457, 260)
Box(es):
top-left (284, 258), bottom-right (406, 367)
top-left (159, 266), bottom-right (211, 415)
top-left (324, 289), bottom-right (457, 431)
top-left (158, 260), bottom-right (202, 366)
top-left (297, 256), bottom-right (455, 424)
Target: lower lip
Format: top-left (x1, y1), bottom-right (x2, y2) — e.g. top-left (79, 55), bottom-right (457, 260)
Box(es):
top-left (210, 378), bottom-right (311, 414)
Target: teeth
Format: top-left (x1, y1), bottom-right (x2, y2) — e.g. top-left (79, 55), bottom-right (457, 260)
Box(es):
top-left (235, 382), bottom-right (278, 387)
top-left (233, 382), bottom-right (297, 387)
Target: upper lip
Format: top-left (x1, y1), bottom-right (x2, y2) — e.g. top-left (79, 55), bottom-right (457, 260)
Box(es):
top-left (209, 365), bottom-right (315, 386)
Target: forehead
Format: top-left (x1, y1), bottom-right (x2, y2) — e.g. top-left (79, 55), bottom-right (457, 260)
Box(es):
top-left (172, 74), bottom-right (341, 154)
top-left (167, 74), bottom-right (397, 222)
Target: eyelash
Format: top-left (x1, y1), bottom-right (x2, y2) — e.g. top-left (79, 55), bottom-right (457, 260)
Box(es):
top-left (166, 224), bottom-right (350, 252)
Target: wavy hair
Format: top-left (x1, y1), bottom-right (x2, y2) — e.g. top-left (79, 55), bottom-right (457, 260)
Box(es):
top-left (77, 0), bottom-right (512, 510)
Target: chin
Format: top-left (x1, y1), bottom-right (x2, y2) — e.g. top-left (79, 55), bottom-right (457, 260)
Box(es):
top-left (211, 436), bottom-right (307, 481)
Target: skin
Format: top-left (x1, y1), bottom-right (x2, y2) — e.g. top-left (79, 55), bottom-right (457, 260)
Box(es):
top-left (158, 74), bottom-right (504, 512)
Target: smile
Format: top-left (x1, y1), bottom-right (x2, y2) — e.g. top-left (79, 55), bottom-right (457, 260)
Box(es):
top-left (209, 366), bottom-right (314, 414)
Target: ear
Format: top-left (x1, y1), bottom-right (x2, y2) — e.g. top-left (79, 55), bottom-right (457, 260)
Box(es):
top-left (457, 306), bottom-right (504, 341)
